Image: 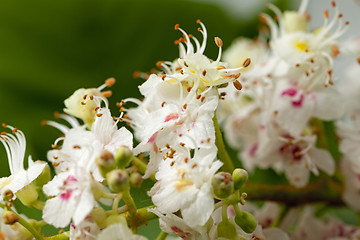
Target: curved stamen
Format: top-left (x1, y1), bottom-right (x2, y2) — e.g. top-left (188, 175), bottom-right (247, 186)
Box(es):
top-left (198, 21), bottom-right (208, 54)
top-left (267, 3), bottom-right (285, 36)
top-left (298, 0), bottom-right (309, 13)
top-left (259, 13), bottom-right (279, 41)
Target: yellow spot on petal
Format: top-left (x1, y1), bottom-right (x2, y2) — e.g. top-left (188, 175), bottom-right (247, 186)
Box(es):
top-left (294, 42), bottom-right (308, 52)
top-left (175, 179), bottom-right (193, 192)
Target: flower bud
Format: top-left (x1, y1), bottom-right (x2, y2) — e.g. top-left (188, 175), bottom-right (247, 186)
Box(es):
top-left (3, 190), bottom-right (14, 202)
top-left (232, 168), bottom-right (248, 190)
top-left (3, 209), bottom-right (19, 225)
top-left (129, 172), bottom-right (142, 188)
top-left (105, 215), bottom-right (127, 227)
top-left (106, 169), bottom-right (129, 193)
top-left (96, 150), bottom-right (116, 178)
top-left (90, 207), bottom-right (107, 229)
top-left (211, 172), bottom-right (234, 199)
top-left (16, 184), bottom-right (39, 207)
top-left (115, 146), bottom-right (133, 169)
top-left (91, 180), bottom-right (104, 201)
top-left (217, 220), bottom-right (237, 240)
top-left (234, 211), bottom-right (257, 234)
top-left (33, 162), bottom-right (51, 187)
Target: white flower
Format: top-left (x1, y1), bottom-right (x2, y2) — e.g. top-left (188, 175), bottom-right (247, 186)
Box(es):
top-left (69, 216), bottom-right (100, 240)
top-left (341, 158), bottom-right (360, 211)
top-left (42, 167), bottom-right (96, 228)
top-left (148, 208), bottom-right (208, 240)
top-left (149, 146), bottom-right (222, 227)
top-left (47, 108), bottom-right (133, 181)
top-left (97, 223), bottom-right (147, 240)
top-left (63, 78), bottom-right (115, 127)
top-left (0, 125), bottom-right (46, 196)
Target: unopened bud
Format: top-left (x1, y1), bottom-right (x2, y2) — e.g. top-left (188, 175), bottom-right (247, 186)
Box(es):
top-left (211, 172), bottom-right (234, 199)
top-left (232, 168), bottom-right (248, 190)
top-left (91, 181), bottom-right (104, 201)
top-left (96, 150), bottom-right (116, 178)
top-left (129, 172), bottom-right (143, 188)
top-left (217, 219), bottom-right (237, 240)
top-left (34, 162), bottom-right (51, 187)
top-left (115, 146), bottom-right (133, 169)
top-left (234, 211), bottom-right (257, 234)
top-left (3, 190), bottom-right (14, 202)
top-left (3, 210), bottom-right (19, 225)
top-left (16, 184), bottom-right (39, 207)
top-left (105, 215), bottom-right (127, 227)
top-left (106, 170), bottom-right (129, 193)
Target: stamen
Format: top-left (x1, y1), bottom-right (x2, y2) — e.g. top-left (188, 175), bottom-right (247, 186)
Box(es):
top-left (243, 58), bottom-right (251, 68)
top-left (233, 80), bottom-right (243, 90)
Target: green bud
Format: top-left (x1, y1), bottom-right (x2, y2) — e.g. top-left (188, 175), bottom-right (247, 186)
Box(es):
top-left (90, 207), bottom-right (107, 229)
top-left (16, 184), bottom-right (39, 207)
top-left (105, 215), bottom-right (127, 227)
top-left (234, 211), bottom-right (257, 234)
top-left (211, 172), bottom-right (234, 199)
top-left (232, 168), bottom-right (248, 190)
top-left (96, 150), bottom-right (116, 178)
top-left (106, 169), bottom-right (129, 193)
top-left (115, 146), bottom-right (133, 169)
top-left (3, 209), bottom-right (19, 225)
top-left (33, 162), bottom-right (51, 187)
top-left (91, 180), bottom-right (104, 201)
top-left (129, 172), bottom-right (142, 188)
top-left (3, 190), bottom-right (14, 202)
top-left (217, 220), bottom-right (237, 240)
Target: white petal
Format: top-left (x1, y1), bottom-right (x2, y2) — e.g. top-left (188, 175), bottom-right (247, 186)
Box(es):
top-left (309, 148), bottom-right (335, 175)
top-left (43, 196), bottom-right (77, 228)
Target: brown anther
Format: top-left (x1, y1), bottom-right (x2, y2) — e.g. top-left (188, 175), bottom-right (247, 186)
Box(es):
top-left (311, 68), bottom-right (315, 73)
top-left (196, 19), bottom-right (201, 24)
top-left (186, 86), bottom-right (192, 92)
top-left (304, 12), bottom-right (311, 21)
top-left (166, 144), bottom-right (170, 149)
top-left (184, 61), bottom-right (189, 67)
top-left (197, 27), bottom-right (201, 32)
top-left (59, 229), bottom-right (65, 234)
top-left (200, 140), bottom-right (204, 144)
top-left (90, 96), bottom-right (94, 100)
top-left (295, 63), bottom-right (300, 67)
top-left (96, 113), bottom-right (103, 117)
top-left (179, 133), bottom-right (183, 137)
top-left (158, 148), bottom-right (162, 153)
top-left (174, 39), bottom-right (180, 45)
top-left (345, 21), bottom-right (349, 25)
top-left (112, 116), bottom-right (116, 120)
top-left (118, 117), bottom-right (123, 122)
top-left (274, 110), bottom-right (278, 115)
top-left (233, 80), bottom-right (243, 90)
top-left (52, 162), bottom-right (60, 167)
top-left (123, 114), bottom-right (130, 120)
top-left (95, 107), bottom-right (100, 111)
top-left (133, 71), bottom-right (141, 79)
top-left (73, 145), bottom-right (81, 149)
top-left (329, 80), bottom-right (334, 85)
top-left (332, 1), bottom-right (336, 7)
top-left (183, 104), bottom-right (187, 109)
top-left (323, 83), bottom-right (329, 87)
top-left (156, 61), bottom-right (164, 68)
top-left (2, 123), bottom-right (6, 128)
top-left (338, 13), bottom-right (343, 18)
top-left (170, 161), bottom-right (175, 167)
top-left (83, 94), bottom-right (88, 100)
top-left (180, 142), bottom-right (185, 147)
top-left (180, 69), bottom-right (184, 74)
top-left (161, 101), bottom-right (166, 107)
top-left (81, 101), bottom-right (86, 105)
top-left (201, 96), bottom-right (205, 102)
top-left (220, 92), bottom-right (226, 96)
top-left (192, 164), bottom-right (197, 168)
top-left (12, 128), bottom-right (17, 134)
top-left (234, 73), bottom-right (241, 79)
top-left (105, 77), bottom-right (116, 87)
top-left (305, 72), bottom-right (309, 77)
top-left (242, 58), bottom-right (251, 67)
top-left (184, 157), bottom-right (188, 163)
top-left (102, 90), bottom-right (112, 98)
top-left (310, 59), bottom-right (314, 63)
top-left (214, 37), bottom-right (223, 48)
top-left (202, 70), bottom-right (207, 76)
top-left (51, 144), bottom-right (58, 149)
top-left (217, 65), bottom-right (226, 70)
top-left (0, 132), bottom-right (6, 135)
top-left (40, 120), bottom-right (47, 126)
top-left (116, 102), bottom-right (121, 108)
top-left (121, 100), bottom-right (126, 105)
top-left (174, 24), bottom-right (180, 30)
top-left (196, 94), bottom-right (201, 99)
top-left (207, 137), bottom-right (210, 143)
top-left (259, 14), bottom-right (267, 23)
top-left (175, 67), bottom-right (182, 71)
top-left (162, 75), bottom-right (167, 80)
top-left (328, 70), bottom-right (333, 75)
top-left (357, 58), bottom-right (360, 64)
top-left (324, 9), bottom-right (329, 18)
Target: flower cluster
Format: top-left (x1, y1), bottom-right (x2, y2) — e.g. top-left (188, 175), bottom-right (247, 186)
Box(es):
top-left (1, 0), bottom-right (360, 239)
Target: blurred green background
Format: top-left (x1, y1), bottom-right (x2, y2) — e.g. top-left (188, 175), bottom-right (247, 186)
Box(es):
top-left (0, 0), bottom-right (288, 237)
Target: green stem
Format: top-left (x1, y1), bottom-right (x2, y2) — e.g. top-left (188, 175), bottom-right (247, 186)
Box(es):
top-left (155, 231), bottom-right (168, 240)
top-left (213, 112), bottom-right (234, 173)
top-left (16, 213), bottom-right (45, 240)
top-left (270, 204), bottom-right (290, 228)
top-left (122, 205), bottom-right (158, 227)
top-left (44, 231), bottom-right (69, 240)
top-left (112, 194), bottom-right (122, 215)
top-left (132, 156), bottom-right (156, 182)
top-left (244, 179), bottom-right (343, 206)
top-left (32, 200), bottom-right (45, 210)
